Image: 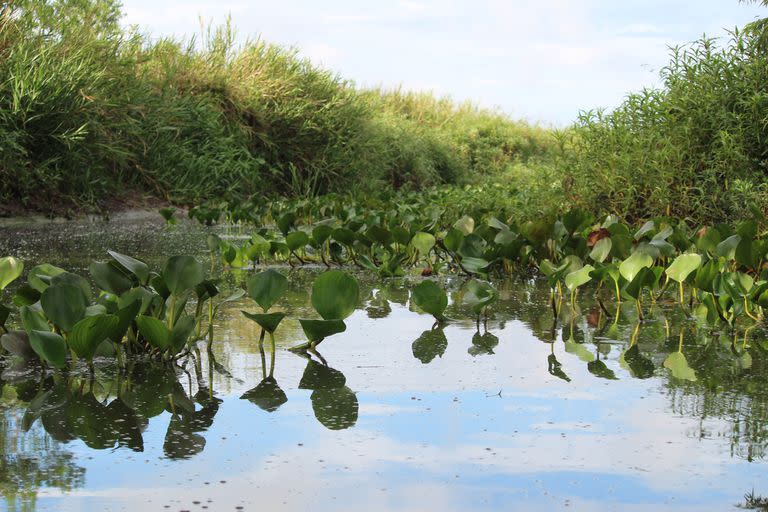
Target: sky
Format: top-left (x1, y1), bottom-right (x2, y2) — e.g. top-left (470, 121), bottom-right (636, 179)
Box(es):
top-left (120, 1), bottom-right (767, 126)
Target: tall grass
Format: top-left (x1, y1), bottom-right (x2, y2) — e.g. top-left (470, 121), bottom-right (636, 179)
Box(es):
top-left (560, 23), bottom-right (768, 224)
top-left (0, 1), bottom-right (553, 212)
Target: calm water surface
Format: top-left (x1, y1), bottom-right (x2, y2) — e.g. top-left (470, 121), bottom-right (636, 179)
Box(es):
top-left (1, 215), bottom-right (767, 511)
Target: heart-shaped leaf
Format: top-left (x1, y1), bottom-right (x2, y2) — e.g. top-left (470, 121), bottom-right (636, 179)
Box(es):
top-left (242, 311), bottom-right (286, 333)
top-left (29, 330), bottom-right (68, 369)
top-left (311, 271), bottom-right (359, 320)
top-left (619, 252), bottom-right (654, 283)
top-left (162, 256), bottom-right (204, 296)
top-left (41, 284), bottom-right (88, 332)
top-left (663, 352), bottom-right (697, 381)
top-left (68, 314), bottom-right (120, 361)
top-left (136, 315), bottom-right (170, 351)
top-left (665, 253), bottom-right (702, 283)
top-left (0, 256), bottom-right (23, 291)
top-left (565, 265), bottom-right (595, 293)
top-left (1, 330), bottom-right (35, 359)
top-left (464, 280), bottom-right (498, 314)
top-left (298, 318), bottom-right (346, 342)
top-left (411, 281), bottom-right (447, 320)
top-left (247, 270), bottom-right (288, 311)
top-left (108, 251), bottom-right (150, 284)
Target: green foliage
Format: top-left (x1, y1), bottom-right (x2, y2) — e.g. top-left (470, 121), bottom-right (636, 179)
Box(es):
top-left (0, 1), bottom-right (552, 212)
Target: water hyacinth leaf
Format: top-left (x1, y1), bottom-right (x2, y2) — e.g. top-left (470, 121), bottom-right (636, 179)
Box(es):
top-left (366, 225), bottom-right (392, 246)
top-left (85, 305), bottom-right (107, 317)
top-left (169, 315), bottom-right (196, 354)
top-left (108, 251), bottom-right (150, 285)
top-left (12, 285), bottom-right (40, 307)
top-left (312, 224), bottom-right (334, 245)
top-left (589, 237), bottom-right (612, 263)
top-left (242, 311), bottom-right (286, 333)
top-left (119, 287), bottom-right (157, 316)
top-left (276, 212), bottom-right (296, 235)
top-left (1, 331), bottom-right (35, 360)
top-left (444, 228), bottom-right (465, 252)
top-left (634, 220), bottom-right (656, 240)
top-left (624, 266), bottom-right (657, 300)
top-left (247, 270), bottom-right (288, 311)
top-left (464, 280), bottom-right (498, 314)
top-left (298, 318), bottom-right (346, 342)
top-left (285, 231), bottom-right (310, 251)
top-left (28, 330), bottom-right (67, 369)
top-left (453, 216), bottom-right (475, 235)
top-left (250, 234), bottom-right (271, 255)
top-left (587, 359), bottom-right (618, 380)
top-left (68, 314), bottom-right (120, 361)
top-left (565, 265), bottom-right (595, 293)
top-left (469, 331), bottom-right (499, 357)
top-left (565, 341), bottom-right (595, 362)
top-left (109, 300), bottom-right (142, 344)
top-left (461, 257), bottom-right (491, 275)
top-left (162, 256), bottom-right (204, 296)
top-left (136, 316), bottom-right (170, 351)
top-left (20, 306), bottom-right (49, 332)
top-left (332, 227), bottom-right (356, 246)
top-left (412, 281), bottom-right (448, 320)
top-left (28, 264), bottom-right (66, 293)
top-left (311, 271), bottom-right (359, 320)
top-left (90, 261), bottom-right (134, 295)
top-left (410, 232), bottom-right (436, 257)
top-left (663, 352), bottom-right (697, 381)
top-left (716, 235), bottom-right (741, 260)
top-left (41, 284), bottom-right (88, 332)
top-left (665, 253), bottom-right (702, 283)
top-left (619, 252), bottom-right (654, 283)
top-left (0, 256), bottom-right (23, 290)
top-left (50, 272), bottom-right (92, 302)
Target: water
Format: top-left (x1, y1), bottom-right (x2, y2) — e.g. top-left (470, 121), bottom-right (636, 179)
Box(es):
top-left (1, 215), bottom-right (767, 511)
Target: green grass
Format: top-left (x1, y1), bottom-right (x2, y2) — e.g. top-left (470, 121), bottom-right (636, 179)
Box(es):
top-left (0, 1), bottom-right (553, 212)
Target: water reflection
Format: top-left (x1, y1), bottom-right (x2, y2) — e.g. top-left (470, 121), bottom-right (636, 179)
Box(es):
top-left (1, 261), bottom-right (768, 508)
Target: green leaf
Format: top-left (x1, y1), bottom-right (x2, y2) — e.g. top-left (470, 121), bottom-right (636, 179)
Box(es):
top-left (247, 270), bottom-right (288, 312)
top-left (410, 232), bottom-right (436, 257)
top-left (589, 237), bottom-right (612, 263)
top-left (444, 228), bottom-right (465, 252)
top-left (665, 253), bottom-right (702, 283)
top-left (663, 352), bottom-right (696, 381)
top-left (0, 256), bottom-right (23, 291)
top-left (312, 224), bottom-right (334, 245)
top-left (715, 235), bottom-right (741, 260)
top-left (624, 266), bottom-right (657, 300)
top-left (298, 360), bottom-right (347, 390)
top-left (277, 212), bottom-right (296, 235)
top-left (28, 330), bottom-right (67, 369)
top-left (286, 231), bottom-right (310, 251)
top-left (412, 281), bottom-right (448, 320)
top-left (162, 256), bottom-right (204, 295)
top-left (136, 315), bottom-right (171, 350)
top-left (27, 263), bottom-right (66, 293)
top-left (564, 265), bottom-right (595, 293)
top-left (90, 262), bottom-right (134, 294)
top-left (242, 311), bottom-right (286, 333)
top-left (68, 314), bottom-right (120, 361)
top-left (169, 315), bottom-right (196, 354)
top-left (311, 271), bottom-right (359, 320)
top-left (298, 318), bottom-right (347, 342)
top-left (619, 252), bottom-right (654, 283)
top-left (453, 216), bottom-right (475, 235)
top-left (108, 251), bottom-right (150, 285)
top-left (41, 284), bottom-right (88, 332)
top-left (20, 306), bottom-right (49, 332)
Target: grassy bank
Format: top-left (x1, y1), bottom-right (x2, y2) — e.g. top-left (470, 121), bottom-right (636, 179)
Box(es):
top-left (0, 1), bottom-right (552, 214)
top-left (1, 1), bottom-right (766, 227)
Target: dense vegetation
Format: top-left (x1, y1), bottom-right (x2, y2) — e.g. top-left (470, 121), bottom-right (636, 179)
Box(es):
top-left (0, 0), bottom-right (766, 226)
top-left (0, 0), bottom-right (550, 212)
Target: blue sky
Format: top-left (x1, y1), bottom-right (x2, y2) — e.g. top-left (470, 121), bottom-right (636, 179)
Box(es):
top-left (120, 1), bottom-right (767, 126)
